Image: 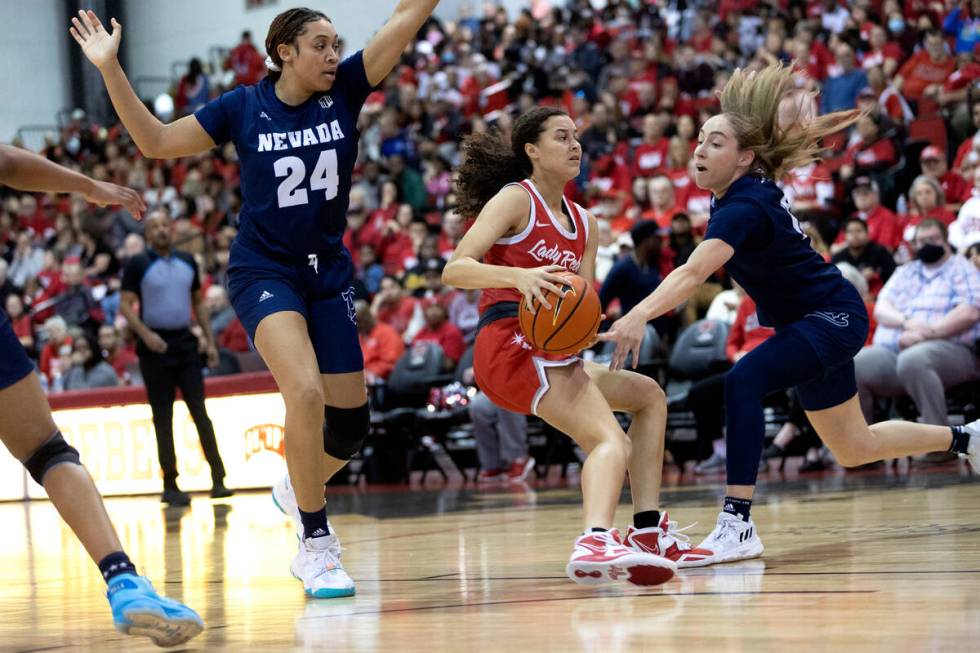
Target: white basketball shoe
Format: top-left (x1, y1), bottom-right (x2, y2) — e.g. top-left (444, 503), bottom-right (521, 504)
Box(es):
top-left (291, 534), bottom-right (356, 598)
top-left (697, 511), bottom-right (764, 565)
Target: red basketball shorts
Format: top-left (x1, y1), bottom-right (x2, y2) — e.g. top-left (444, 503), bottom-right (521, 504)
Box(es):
top-left (473, 317), bottom-right (579, 416)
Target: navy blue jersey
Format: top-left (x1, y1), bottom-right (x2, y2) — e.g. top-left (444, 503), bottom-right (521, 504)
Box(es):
top-left (705, 174), bottom-right (860, 328)
top-left (195, 51), bottom-right (373, 260)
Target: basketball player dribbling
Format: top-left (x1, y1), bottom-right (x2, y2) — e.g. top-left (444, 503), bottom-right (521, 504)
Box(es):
top-left (600, 63), bottom-right (979, 564)
top-left (443, 108), bottom-right (715, 587)
top-left (71, 3), bottom-right (442, 598)
top-left (0, 144), bottom-right (203, 646)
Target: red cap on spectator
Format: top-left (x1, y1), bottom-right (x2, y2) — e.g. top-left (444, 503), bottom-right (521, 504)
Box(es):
top-left (920, 146), bottom-right (944, 162)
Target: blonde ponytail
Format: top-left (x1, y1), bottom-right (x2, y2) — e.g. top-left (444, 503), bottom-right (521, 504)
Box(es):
top-left (720, 63), bottom-right (865, 180)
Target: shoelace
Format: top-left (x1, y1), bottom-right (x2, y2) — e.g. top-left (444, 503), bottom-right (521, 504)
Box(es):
top-left (306, 542), bottom-right (345, 579)
top-left (662, 520), bottom-right (698, 547)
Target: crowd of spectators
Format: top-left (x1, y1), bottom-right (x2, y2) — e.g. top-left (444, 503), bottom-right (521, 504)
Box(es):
top-left (1, 2), bottom-right (978, 467)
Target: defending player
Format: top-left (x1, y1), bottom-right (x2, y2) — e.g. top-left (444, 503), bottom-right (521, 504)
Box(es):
top-left (71, 3), bottom-right (441, 597)
top-left (0, 144), bottom-right (204, 646)
top-left (600, 63), bottom-right (980, 564)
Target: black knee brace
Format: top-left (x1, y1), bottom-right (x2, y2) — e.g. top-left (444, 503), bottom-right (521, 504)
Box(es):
top-left (24, 430), bottom-right (81, 485)
top-left (323, 403), bottom-right (370, 460)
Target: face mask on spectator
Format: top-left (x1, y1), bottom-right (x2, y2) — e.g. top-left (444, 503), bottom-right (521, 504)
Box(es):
top-left (916, 243), bottom-right (945, 264)
top-left (888, 19), bottom-right (904, 34)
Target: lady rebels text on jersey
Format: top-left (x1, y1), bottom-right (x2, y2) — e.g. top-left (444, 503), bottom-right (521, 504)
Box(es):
top-left (474, 180), bottom-right (591, 415)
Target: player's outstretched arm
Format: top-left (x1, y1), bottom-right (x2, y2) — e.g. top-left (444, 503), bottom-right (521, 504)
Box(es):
top-left (69, 10), bottom-right (215, 159)
top-left (599, 238), bottom-right (733, 371)
top-left (0, 144), bottom-right (146, 218)
top-left (363, 0), bottom-right (441, 87)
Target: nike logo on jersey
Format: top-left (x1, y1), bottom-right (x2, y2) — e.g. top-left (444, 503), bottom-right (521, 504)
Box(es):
top-left (535, 221), bottom-right (550, 228)
top-left (805, 311), bottom-right (850, 327)
top-left (259, 290), bottom-right (274, 303)
top-left (257, 120), bottom-right (346, 152)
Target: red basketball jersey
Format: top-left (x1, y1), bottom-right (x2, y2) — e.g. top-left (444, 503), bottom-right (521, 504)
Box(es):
top-left (478, 180), bottom-right (590, 313)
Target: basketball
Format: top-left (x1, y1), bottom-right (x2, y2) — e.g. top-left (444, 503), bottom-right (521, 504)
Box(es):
top-left (518, 272), bottom-right (601, 356)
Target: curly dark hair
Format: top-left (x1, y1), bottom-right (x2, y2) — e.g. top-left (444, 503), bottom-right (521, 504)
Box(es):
top-left (455, 107), bottom-right (568, 218)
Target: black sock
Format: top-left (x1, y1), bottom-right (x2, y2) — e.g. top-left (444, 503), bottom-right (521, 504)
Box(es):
top-left (723, 496), bottom-right (752, 522)
top-left (299, 505), bottom-right (330, 540)
top-left (949, 426), bottom-right (970, 454)
top-left (98, 551), bottom-right (137, 584)
top-left (588, 527), bottom-right (608, 533)
top-left (633, 510), bottom-right (662, 530)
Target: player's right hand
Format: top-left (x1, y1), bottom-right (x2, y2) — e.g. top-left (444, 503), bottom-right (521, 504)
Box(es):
top-left (69, 10), bottom-right (122, 70)
top-left (515, 265), bottom-right (566, 311)
top-left (85, 180), bottom-right (146, 219)
top-left (144, 332), bottom-right (168, 354)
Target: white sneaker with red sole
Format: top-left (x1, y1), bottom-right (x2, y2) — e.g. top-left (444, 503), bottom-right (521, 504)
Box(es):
top-left (624, 512), bottom-right (715, 568)
top-left (566, 529), bottom-right (676, 586)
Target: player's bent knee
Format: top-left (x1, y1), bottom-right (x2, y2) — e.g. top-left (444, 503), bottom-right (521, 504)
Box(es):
top-left (284, 384), bottom-right (325, 411)
top-left (323, 403), bottom-right (370, 460)
top-left (23, 430), bottom-right (81, 485)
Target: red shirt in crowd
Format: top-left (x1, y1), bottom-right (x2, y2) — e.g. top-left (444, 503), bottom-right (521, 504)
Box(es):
top-left (219, 318), bottom-right (250, 353)
top-left (632, 139), bottom-right (670, 177)
top-left (863, 205), bottom-right (904, 251)
top-left (939, 171), bottom-right (972, 206)
top-left (360, 321), bottom-right (405, 381)
top-left (725, 297), bottom-right (775, 361)
top-left (896, 51), bottom-right (956, 100)
top-left (412, 321), bottom-right (465, 365)
top-left (844, 138), bottom-right (898, 171)
top-left (376, 296), bottom-right (417, 336)
top-left (106, 345), bottom-right (138, 381)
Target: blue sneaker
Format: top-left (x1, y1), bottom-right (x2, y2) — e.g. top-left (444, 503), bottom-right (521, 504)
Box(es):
top-left (107, 573), bottom-right (204, 647)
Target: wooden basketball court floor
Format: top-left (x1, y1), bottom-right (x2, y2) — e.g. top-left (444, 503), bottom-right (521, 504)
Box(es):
top-left (0, 463), bottom-right (978, 652)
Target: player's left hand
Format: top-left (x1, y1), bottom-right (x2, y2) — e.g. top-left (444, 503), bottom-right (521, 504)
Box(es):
top-left (84, 180), bottom-right (146, 219)
top-left (597, 310), bottom-right (646, 371)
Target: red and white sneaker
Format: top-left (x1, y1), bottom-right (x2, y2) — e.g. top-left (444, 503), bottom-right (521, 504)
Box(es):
top-left (566, 529), bottom-right (676, 586)
top-left (624, 512), bottom-right (715, 568)
top-left (506, 457), bottom-right (535, 483)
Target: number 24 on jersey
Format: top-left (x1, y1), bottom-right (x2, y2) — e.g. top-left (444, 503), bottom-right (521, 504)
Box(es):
top-left (274, 149), bottom-right (339, 208)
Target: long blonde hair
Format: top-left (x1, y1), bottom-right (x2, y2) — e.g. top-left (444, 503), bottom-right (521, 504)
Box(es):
top-left (720, 63), bottom-right (863, 180)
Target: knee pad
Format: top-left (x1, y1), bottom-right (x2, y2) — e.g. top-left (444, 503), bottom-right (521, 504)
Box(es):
top-left (24, 430), bottom-right (81, 485)
top-left (323, 403), bottom-right (370, 460)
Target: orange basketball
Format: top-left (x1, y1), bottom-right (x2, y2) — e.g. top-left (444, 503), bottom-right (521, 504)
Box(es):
top-left (519, 272), bottom-right (601, 356)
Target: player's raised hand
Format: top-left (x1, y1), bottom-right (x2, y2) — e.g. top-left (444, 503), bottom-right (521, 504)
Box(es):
top-left (84, 180), bottom-right (146, 219)
top-left (69, 10), bottom-right (122, 70)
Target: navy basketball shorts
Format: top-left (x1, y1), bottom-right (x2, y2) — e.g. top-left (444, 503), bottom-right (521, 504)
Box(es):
top-left (227, 241), bottom-right (363, 375)
top-left (783, 302), bottom-right (869, 411)
top-left (0, 310), bottom-right (36, 391)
